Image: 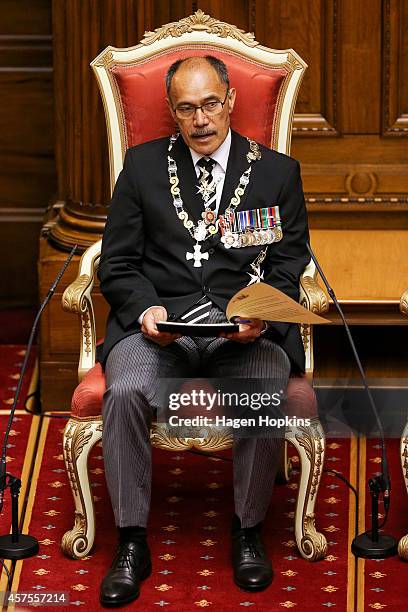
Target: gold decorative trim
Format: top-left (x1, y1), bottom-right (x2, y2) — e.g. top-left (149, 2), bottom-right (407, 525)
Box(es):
top-left (401, 433), bottom-right (408, 491)
top-left (300, 321), bottom-right (310, 353)
top-left (61, 511), bottom-right (88, 559)
top-left (150, 422), bottom-right (233, 451)
top-left (398, 534), bottom-right (408, 561)
top-left (106, 66), bottom-right (129, 157)
top-left (82, 302), bottom-right (92, 356)
top-left (301, 514), bottom-right (328, 561)
top-left (398, 430), bottom-right (408, 560)
top-left (295, 422), bottom-right (324, 501)
top-left (306, 196), bottom-right (408, 205)
top-left (400, 290), bottom-right (408, 316)
top-left (62, 274), bottom-right (91, 314)
top-left (93, 49), bottom-right (114, 68)
top-left (285, 55), bottom-right (303, 72)
top-left (270, 67), bottom-right (292, 153)
top-left (300, 276), bottom-right (329, 315)
top-left (64, 421), bottom-right (95, 494)
top-left (141, 10), bottom-right (258, 48)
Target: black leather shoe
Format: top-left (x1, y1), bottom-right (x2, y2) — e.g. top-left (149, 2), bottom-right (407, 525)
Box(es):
top-left (100, 540), bottom-right (152, 607)
top-left (232, 528), bottom-right (273, 591)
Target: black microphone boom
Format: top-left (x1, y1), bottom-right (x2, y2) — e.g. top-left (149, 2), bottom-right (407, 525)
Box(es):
top-left (306, 242), bottom-right (397, 559)
top-left (0, 244), bottom-right (78, 560)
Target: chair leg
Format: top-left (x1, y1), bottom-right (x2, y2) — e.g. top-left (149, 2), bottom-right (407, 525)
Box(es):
top-left (398, 422), bottom-right (408, 561)
top-left (61, 416), bottom-right (103, 559)
top-left (275, 441), bottom-right (292, 484)
top-left (285, 417), bottom-right (328, 561)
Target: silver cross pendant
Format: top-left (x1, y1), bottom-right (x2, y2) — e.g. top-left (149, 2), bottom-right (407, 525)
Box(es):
top-left (186, 243), bottom-right (209, 268)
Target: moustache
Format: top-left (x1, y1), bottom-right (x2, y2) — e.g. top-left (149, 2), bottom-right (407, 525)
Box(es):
top-left (190, 130), bottom-right (216, 138)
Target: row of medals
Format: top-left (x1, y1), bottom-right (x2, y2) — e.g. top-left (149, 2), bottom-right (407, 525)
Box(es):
top-left (222, 226), bottom-right (283, 248)
top-left (201, 208), bottom-right (283, 248)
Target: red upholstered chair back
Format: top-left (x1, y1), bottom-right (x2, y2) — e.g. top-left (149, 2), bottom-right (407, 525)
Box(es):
top-left (111, 48), bottom-right (287, 150)
top-left (92, 11), bottom-right (307, 193)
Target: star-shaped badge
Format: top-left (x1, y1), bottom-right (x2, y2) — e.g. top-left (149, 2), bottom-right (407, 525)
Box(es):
top-left (247, 265), bottom-right (264, 285)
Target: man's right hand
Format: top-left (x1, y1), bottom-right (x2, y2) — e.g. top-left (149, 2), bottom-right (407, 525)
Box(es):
top-left (141, 306), bottom-right (181, 346)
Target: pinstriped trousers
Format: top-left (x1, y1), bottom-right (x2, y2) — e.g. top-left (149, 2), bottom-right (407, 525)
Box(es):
top-left (102, 307), bottom-right (290, 529)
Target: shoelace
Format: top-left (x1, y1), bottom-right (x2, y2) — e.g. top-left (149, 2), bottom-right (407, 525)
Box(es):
top-left (113, 544), bottom-right (144, 571)
top-left (237, 532), bottom-right (263, 559)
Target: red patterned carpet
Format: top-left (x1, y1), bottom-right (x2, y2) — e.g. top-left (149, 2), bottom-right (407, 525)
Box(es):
top-left (361, 438), bottom-right (408, 611)
top-left (1, 344), bottom-right (407, 610)
top-left (0, 345), bottom-right (40, 593)
top-left (12, 421), bottom-right (353, 611)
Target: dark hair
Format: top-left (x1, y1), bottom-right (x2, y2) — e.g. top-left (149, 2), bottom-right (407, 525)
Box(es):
top-left (165, 55), bottom-right (230, 96)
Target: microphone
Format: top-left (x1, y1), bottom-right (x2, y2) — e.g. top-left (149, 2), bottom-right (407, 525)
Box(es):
top-left (0, 244), bottom-right (78, 560)
top-left (306, 242), bottom-right (397, 558)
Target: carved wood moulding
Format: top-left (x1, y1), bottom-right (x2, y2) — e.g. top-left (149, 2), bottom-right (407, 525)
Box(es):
top-left (382, 0), bottom-right (408, 135)
top-left (141, 9), bottom-right (258, 47)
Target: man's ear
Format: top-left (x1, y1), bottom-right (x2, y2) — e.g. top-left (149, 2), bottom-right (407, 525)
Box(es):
top-left (227, 87), bottom-right (236, 115)
top-left (166, 97), bottom-right (177, 122)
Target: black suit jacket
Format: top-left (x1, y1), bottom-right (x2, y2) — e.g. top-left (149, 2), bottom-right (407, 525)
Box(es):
top-left (98, 130), bottom-right (310, 372)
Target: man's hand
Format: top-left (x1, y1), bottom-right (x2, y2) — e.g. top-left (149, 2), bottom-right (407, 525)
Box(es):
top-left (219, 318), bottom-right (266, 343)
top-left (141, 306), bottom-right (181, 346)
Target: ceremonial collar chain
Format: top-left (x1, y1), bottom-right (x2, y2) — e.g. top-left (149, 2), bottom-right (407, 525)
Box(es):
top-left (167, 134), bottom-right (261, 248)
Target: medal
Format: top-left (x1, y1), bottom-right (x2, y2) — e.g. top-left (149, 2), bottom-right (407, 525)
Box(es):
top-left (246, 248), bottom-right (268, 286)
top-left (203, 209), bottom-right (216, 225)
top-left (186, 243), bottom-right (210, 268)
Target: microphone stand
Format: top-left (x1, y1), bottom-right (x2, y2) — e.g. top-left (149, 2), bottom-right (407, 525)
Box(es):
top-left (0, 244), bottom-right (77, 560)
top-left (306, 242), bottom-right (397, 559)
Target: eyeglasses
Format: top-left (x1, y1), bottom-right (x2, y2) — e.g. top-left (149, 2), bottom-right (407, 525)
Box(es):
top-left (173, 90), bottom-right (230, 120)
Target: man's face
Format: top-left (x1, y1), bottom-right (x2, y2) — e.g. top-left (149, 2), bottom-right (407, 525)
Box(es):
top-left (167, 59), bottom-right (236, 156)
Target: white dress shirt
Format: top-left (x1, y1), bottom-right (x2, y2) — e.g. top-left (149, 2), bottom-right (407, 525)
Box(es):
top-left (189, 128), bottom-right (231, 216)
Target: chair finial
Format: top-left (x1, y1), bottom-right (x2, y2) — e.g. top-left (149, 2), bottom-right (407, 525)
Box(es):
top-left (141, 10), bottom-right (258, 47)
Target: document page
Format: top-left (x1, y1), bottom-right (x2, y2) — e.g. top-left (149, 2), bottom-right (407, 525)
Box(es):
top-left (226, 282), bottom-right (329, 324)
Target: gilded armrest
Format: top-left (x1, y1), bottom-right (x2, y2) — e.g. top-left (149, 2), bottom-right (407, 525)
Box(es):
top-left (299, 259), bottom-right (329, 315)
top-left (299, 259), bottom-right (328, 378)
top-left (62, 240), bottom-right (102, 381)
top-left (401, 289), bottom-right (408, 316)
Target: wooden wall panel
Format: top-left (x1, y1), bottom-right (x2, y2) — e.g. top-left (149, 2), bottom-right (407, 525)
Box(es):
top-left (382, 0), bottom-right (408, 133)
top-left (1, 0), bottom-right (51, 34)
top-left (0, 0), bottom-right (56, 307)
top-left (254, 0), bottom-right (339, 135)
top-left (340, 0), bottom-right (382, 133)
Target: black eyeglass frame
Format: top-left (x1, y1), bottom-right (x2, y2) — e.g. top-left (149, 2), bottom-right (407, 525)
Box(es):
top-left (172, 89), bottom-right (230, 119)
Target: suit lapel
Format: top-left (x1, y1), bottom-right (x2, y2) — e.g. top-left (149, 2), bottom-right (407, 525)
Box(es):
top-left (170, 135), bottom-right (203, 225)
top-left (218, 130), bottom-right (254, 217)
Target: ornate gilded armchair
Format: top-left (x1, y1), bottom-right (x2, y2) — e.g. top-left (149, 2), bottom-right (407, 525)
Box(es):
top-left (399, 289), bottom-right (408, 560)
top-left (61, 11), bottom-right (329, 562)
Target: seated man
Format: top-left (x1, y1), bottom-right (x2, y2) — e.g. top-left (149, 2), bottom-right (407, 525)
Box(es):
top-left (98, 55), bottom-right (309, 607)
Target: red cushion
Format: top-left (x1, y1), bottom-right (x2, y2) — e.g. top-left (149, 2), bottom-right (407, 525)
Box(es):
top-left (111, 47), bottom-right (287, 148)
top-left (71, 367), bottom-right (317, 420)
top-left (71, 363), bottom-right (106, 418)
top-left (286, 375), bottom-right (318, 418)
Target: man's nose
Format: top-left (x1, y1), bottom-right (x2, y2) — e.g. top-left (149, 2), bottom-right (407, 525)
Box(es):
top-left (193, 107), bottom-right (209, 126)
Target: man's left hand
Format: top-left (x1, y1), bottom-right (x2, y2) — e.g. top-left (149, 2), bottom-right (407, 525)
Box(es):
top-left (219, 318), bottom-right (266, 343)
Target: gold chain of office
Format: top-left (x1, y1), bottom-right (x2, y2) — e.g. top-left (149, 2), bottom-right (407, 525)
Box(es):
top-left (167, 133), bottom-right (262, 243)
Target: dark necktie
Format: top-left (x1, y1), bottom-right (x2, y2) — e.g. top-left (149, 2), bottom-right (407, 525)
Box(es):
top-left (197, 157), bottom-right (217, 210)
top-left (197, 156), bottom-right (216, 182)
